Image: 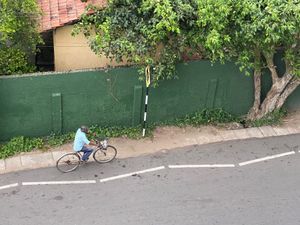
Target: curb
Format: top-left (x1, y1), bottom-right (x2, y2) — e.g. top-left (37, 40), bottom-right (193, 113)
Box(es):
top-left (1, 125), bottom-right (300, 175)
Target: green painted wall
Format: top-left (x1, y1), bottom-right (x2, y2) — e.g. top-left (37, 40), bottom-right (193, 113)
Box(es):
top-left (0, 60), bottom-right (299, 141)
top-left (0, 67), bottom-right (141, 140)
top-left (147, 61), bottom-right (254, 122)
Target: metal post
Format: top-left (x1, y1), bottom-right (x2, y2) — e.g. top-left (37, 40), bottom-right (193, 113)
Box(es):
top-left (142, 87), bottom-right (149, 137)
top-left (142, 65), bottom-right (151, 137)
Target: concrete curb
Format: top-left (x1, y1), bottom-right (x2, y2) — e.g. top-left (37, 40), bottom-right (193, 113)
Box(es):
top-left (1, 125), bottom-right (300, 175)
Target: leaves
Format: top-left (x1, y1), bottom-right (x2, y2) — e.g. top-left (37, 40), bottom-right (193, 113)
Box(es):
top-left (73, 0), bottom-right (198, 84)
top-left (0, 136), bottom-right (44, 159)
top-left (176, 108), bottom-right (238, 126)
top-left (74, 0), bottom-right (300, 83)
top-left (0, 48), bottom-right (36, 75)
top-left (196, 0), bottom-right (300, 70)
top-left (246, 108), bottom-right (287, 127)
top-left (0, 0), bottom-right (42, 75)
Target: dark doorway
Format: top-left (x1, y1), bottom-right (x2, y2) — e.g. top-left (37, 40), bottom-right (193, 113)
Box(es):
top-left (36, 31), bottom-right (54, 71)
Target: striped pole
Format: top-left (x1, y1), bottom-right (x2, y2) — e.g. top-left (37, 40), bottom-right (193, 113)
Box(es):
top-left (142, 65), bottom-right (151, 137)
top-left (142, 87), bottom-right (149, 137)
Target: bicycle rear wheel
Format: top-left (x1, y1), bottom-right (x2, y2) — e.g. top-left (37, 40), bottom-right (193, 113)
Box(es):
top-left (93, 145), bottom-right (117, 163)
top-left (56, 153), bottom-right (80, 173)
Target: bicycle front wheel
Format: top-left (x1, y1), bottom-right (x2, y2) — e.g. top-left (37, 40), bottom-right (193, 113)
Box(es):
top-left (93, 145), bottom-right (117, 163)
top-left (56, 153), bottom-right (80, 173)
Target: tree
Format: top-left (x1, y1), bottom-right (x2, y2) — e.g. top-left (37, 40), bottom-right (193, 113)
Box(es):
top-left (73, 0), bottom-right (198, 82)
top-left (75, 0), bottom-right (300, 120)
top-left (195, 0), bottom-right (300, 119)
top-left (0, 0), bottom-right (42, 75)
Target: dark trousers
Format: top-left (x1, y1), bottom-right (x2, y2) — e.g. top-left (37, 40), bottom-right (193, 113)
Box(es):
top-left (80, 146), bottom-right (93, 161)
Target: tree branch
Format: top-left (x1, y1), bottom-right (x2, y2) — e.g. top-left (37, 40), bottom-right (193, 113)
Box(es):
top-left (264, 53), bottom-right (279, 83)
top-left (275, 77), bottom-right (300, 109)
top-left (277, 65), bottom-right (294, 91)
top-left (247, 49), bottom-right (262, 120)
top-left (284, 57), bottom-right (293, 75)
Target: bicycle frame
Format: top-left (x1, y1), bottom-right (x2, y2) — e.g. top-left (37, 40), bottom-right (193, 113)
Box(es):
top-left (56, 138), bottom-right (117, 173)
top-left (76, 143), bottom-right (105, 160)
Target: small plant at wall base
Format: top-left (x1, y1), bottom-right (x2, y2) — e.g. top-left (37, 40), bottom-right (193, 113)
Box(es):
top-left (0, 108), bottom-right (287, 160)
top-left (44, 133), bottom-right (75, 148)
top-left (0, 133), bottom-right (75, 159)
top-left (0, 137), bottom-right (44, 159)
top-left (88, 125), bottom-right (144, 140)
top-left (178, 108), bottom-right (239, 126)
top-left (245, 109), bottom-right (287, 128)
top-left (88, 109), bottom-right (240, 139)
top-left (156, 108), bottom-right (240, 127)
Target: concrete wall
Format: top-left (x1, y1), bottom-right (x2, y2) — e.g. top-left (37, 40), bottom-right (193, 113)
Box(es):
top-left (53, 25), bottom-right (125, 71)
top-left (1, 60), bottom-right (299, 141)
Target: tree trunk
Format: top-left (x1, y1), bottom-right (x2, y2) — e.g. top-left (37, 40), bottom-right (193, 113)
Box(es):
top-left (275, 77), bottom-right (300, 109)
top-left (247, 67), bottom-right (262, 119)
top-left (247, 54), bottom-right (300, 120)
top-left (249, 75), bottom-right (300, 120)
top-left (247, 50), bottom-right (262, 120)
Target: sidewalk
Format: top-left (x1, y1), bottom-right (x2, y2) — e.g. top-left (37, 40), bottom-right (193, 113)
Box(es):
top-left (1, 111), bottom-right (300, 174)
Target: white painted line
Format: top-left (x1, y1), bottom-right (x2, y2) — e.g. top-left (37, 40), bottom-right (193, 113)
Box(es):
top-left (100, 166), bottom-right (165, 183)
top-left (0, 183), bottom-right (19, 190)
top-left (145, 95), bottom-right (148, 105)
top-left (239, 151), bottom-right (295, 166)
top-left (168, 164), bottom-right (235, 169)
top-left (144, 112), bottom-right (147, 121)
top-left (22, 180), bottom-right (96, 186)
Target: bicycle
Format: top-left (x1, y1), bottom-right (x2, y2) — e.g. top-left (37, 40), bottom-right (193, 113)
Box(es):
top-left (56, 139), bottom-right (117, 173)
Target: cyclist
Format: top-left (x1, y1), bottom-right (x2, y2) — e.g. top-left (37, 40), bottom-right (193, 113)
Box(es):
top-left (73, 125), bottom-right (97, 162)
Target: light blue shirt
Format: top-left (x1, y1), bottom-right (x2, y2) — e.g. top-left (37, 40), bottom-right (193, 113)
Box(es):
top-left (73, 128), bottom-right (90, 151)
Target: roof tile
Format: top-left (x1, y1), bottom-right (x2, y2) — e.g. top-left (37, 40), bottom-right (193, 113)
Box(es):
top-left (38, 0), bottom-right (105, 32)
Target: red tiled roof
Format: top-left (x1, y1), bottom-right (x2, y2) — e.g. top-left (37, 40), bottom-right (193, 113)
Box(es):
top-left (38, 0), bottom-right (106, 32)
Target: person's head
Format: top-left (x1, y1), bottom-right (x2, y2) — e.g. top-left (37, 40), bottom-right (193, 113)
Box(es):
top-left (80, 125), bottom-right (89, 134)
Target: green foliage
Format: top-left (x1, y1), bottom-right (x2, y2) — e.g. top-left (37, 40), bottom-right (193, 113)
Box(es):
top-left (0, 0), bottom-right (42, 75)
top-left (24, 137), bottom-right (44, 151)
top-left (195, 0), bottom-right (300, 75)
top-left (180, 108), bottom-right (238, 126)
top-left (74, 0), bottom-right (300, 119)
top-left (160, 108), bottom-right (239, 127)
top-left (73, 0), bottom-right (198, 84)
top-left (246, 109), bottom-right (287, 127)
top-left (45, 133), bottom-right (75, 147)
top-left (0, 133), bottom-right (75, 159)
top-left (89, 125), bottom-right (143, 139)
top-left (0, 48), bottom-right (36, 75)
top-left (0, 136), bottom-right (43, 159)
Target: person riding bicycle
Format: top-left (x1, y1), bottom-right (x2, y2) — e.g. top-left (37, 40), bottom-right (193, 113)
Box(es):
top-left (73, 125), bottom-right (97, 162)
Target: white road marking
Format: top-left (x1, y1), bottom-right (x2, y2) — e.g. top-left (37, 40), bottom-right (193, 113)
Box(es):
top-left (168, 164), bottom-right (235, 168)
top-left (239, 151), bottom-right (295, 166)
top-left (3, 150), bottom-right (297, 188)
top-left (0, 183), bottom-right (19, 190)
top-left (100, 166), bottom-right (165, 183)
top-left (22, 180), bottom-right (96, 186)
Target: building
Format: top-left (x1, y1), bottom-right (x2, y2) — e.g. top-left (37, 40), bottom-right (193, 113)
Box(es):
top-left (37, 0), bottom-right (123, 72)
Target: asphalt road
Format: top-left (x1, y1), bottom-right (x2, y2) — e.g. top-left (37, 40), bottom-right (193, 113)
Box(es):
top-left (1, 134), bottom-right (300, 225)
